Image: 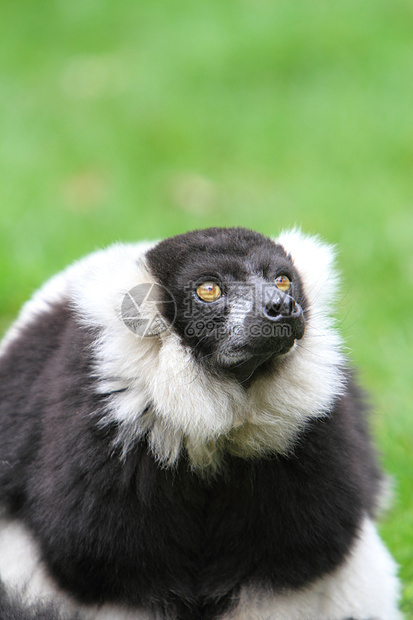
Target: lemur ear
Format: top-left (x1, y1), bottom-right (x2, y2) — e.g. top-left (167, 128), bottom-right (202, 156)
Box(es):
top-left (275, 229), bottom-right (339, 314)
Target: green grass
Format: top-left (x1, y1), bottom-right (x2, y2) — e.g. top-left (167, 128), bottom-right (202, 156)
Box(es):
top-left (1, 0), bottom-right (412, 615)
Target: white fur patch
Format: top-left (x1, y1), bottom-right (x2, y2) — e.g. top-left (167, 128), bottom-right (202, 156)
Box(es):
top-left (0, 513), bottom-right (77, 615)
top-left (225, 517), bottom-right (401, 620)
top-left (0, 515), bottom-right (152, 619)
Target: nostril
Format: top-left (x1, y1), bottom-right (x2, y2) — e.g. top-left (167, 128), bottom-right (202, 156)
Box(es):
top-left (265, 300), bottom-right (283, 319)
top-left (264, 296), bottom-right (297, 319)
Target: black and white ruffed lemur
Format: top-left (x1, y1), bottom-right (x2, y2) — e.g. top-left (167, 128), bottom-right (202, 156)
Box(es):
top-left (0, 227), bottom-right (401, 619)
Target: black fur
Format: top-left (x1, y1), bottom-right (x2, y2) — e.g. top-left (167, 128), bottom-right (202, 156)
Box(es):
top-left (0, 305), bottom-right (381, 619)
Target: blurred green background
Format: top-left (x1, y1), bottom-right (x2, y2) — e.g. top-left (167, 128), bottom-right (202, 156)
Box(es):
top-left (0, 0), bottom-right (412, 614)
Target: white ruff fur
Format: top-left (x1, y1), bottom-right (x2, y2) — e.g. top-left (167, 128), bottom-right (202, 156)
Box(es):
top-left (0, 515), bottom-right (400, 619)
top-left (0, 231), bottom-right (346, 470)
top-left (85, 229), bottom-right (346, 468)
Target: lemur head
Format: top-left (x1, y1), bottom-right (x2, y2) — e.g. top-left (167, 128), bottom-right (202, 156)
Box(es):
top-left (80, 226), bottom-right (341, 468)
top-left (146, 227), bottom-right (307, 385)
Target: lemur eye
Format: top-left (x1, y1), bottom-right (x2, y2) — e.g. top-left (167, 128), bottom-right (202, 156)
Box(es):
top-left (196, 282), bottom-right (222, 302)
top-left (275, 275), bottom-right (291, 292)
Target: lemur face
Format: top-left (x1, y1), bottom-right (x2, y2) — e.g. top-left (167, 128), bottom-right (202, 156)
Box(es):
top-left (146, 227), bottom-right (307, 384)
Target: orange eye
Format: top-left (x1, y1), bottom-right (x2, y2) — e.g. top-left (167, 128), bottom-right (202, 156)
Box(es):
top-left (196, 282), bottom-right (222, 302)
top-left (275, 275), bottom-right (291, 292)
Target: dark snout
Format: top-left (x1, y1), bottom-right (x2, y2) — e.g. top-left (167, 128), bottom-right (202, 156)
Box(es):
top-left (261, 289), bottom-right (305, 341)
top-left (263, 288), bottom-right (302, 320)
top-left (217, 284), bottom-right (306, 385)
top-left (224, 290), bottom-right (305, 384)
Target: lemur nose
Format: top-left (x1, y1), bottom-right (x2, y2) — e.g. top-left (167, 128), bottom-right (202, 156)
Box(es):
top-left (263, 294), bottom-right (297, 320)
